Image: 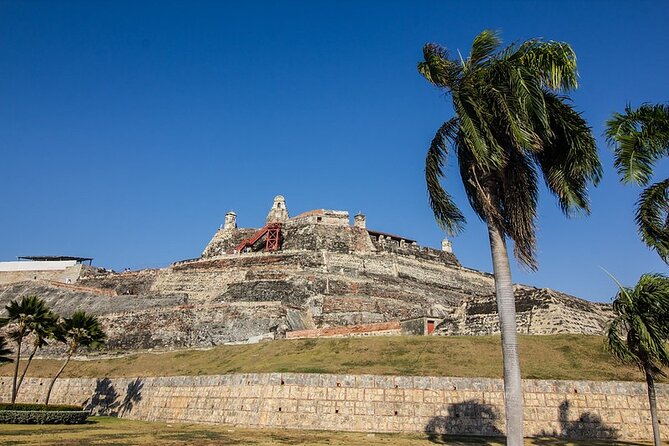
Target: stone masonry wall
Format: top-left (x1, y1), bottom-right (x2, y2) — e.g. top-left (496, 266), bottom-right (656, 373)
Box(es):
top-left (1, 373), bottom-right (665, 441)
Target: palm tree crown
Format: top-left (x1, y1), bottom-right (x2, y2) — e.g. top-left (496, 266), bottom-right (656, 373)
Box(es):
top-left (605, 103), bottom-right (669, 262)
top-left (4, 296), bottom-right (53, 340)
top-left (418, 30), bottom-right (601, 269)
top-left (57, 311), bottom-right (107, 352)
top-left (606, 273), bottom-right (669, 376)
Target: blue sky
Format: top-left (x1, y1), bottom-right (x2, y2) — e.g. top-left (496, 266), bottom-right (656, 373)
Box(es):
top-left (1, 1), bottom-right (667, 303)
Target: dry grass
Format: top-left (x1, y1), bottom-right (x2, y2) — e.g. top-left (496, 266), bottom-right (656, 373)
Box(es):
top-left (0, 335), bottom-right (654, 382)
top-left (0, 416), bottom-right (660, 446)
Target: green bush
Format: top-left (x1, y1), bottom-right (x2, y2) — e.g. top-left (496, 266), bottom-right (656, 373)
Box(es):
top-left (0, 410), bottom-right (88, 424)
top-left (0, 403), bottom-right (83, 412)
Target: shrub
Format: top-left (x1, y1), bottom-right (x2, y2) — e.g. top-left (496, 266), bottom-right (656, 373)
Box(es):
top-left (0, 410), bottom-right (88, 424)
top-left (0, 403), bottom-right (83, 412)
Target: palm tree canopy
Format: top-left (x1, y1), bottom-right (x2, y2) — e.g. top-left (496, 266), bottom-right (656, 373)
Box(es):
top-left (3, 296), bottom-right (54, 342)
top-left (605, 103), bottom-right (669, 262)
top-left (56, 311), bottom-right (106, 352)
top-left (418, 30), bottom-right (602, 269)
top-left (606, 273), bottom-right (669, 377)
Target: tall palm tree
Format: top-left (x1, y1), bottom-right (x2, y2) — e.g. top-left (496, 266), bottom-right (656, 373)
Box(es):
top-left (0, 335), bottom-right (13, 365)
top-left (2, 296), bottom-right (54, 404)
top-left (44, 311), bottom-right (106, 405)
top-left (605, 103), bottom-right (669, 262)
top-left (605, 273), bottom-right (669, 446)
top-left (418, 30), bottom-right (601, 444)
top-left (15, 309), bottom-right (59, 395)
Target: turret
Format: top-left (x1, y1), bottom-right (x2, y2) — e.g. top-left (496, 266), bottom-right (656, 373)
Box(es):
top-left (223, 211), bottom-right (237, 230)
top-left (266, 195), bottom-right (289, 223)
top-left (354, 212), bottom-right (366, 229)
top-left (441, 237), bottom-right (453, 253)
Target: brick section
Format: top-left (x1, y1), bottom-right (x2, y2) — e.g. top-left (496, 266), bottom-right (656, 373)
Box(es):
top-left (1, 374), bottom-right (665, 441)
top-left (286, 321), bottom-right (401, 339)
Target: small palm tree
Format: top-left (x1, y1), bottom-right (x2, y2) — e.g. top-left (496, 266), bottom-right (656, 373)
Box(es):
top-left (606, 273), bottom-right (669, 446)
top-left (45, 311), bottom-right (106, 405)
top-left (2, 296), bottom-right (54, 404)
top-left (605, 103), bottom-right (669, 262)
top-left (418, 30), bottom-right (601, 444)
top-left (15, 309), bottom-right (59, 394)
top-left (0, 335), bottom-right (13, 365)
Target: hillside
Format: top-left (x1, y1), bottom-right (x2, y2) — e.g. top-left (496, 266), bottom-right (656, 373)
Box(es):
top-left (0, 335), bottom-right (657, 383)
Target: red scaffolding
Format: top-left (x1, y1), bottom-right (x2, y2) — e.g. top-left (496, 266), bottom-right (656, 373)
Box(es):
top-left (234, 223), bottom-right (283, 253)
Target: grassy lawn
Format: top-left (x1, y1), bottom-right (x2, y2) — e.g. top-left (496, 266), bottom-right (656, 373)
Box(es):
top-left (0, 417), bottom-right (662, 446)
top-left (0, 335), bottom-right (656, 382)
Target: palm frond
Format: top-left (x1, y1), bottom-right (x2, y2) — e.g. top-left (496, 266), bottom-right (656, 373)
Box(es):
top-left (635, 178), bottom-right (669, 263)
top-left (509, 40), bottom-right (578, 91)
top-left (469, 29), bottom-right (502, 67)
top-left (425, 119), bottom-right (466, 235)
top-left (535, 93), bottom-right (601, 216)
top-left (606, 103), bottom-right (669, 185)
top-left (418, 44), bottom-right (462, 89)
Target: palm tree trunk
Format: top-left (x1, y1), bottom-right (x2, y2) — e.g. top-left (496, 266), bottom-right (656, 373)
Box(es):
top-left (644, 366), bottom-right (661, 446)
top-left (16, 344), bottom-right (37, 396)
top-left (11, 340), bottom-right (22, 405)
top-left (44, 351), bottom-right (72, 406)
top-left (487, 223), bottom-right (524, 445)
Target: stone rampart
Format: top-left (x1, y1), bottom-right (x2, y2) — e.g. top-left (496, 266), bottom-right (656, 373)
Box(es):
top-left (1, 373), bottom-right (665, 441)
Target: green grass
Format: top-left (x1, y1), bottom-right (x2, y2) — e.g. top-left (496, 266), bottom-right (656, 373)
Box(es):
top-left (0, 335), bottom-right (657, 382)
top-left (0, 416), bottom-right (660, 446)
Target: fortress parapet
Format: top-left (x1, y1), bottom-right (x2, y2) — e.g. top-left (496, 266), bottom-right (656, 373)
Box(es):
top-left (200, 195), bottom-right (457, 265)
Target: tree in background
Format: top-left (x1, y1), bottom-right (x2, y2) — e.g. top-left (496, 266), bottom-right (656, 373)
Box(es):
top-left (606, 273), bottom-right (669, 446)
top-left (45, 311), bottom-right (106, 405)
top-left (418, 30), bottom-right (601, 444)
top-left (606, 103), bottom-right (669, 263)
top-left (2, 296), bottom-right (54, 404)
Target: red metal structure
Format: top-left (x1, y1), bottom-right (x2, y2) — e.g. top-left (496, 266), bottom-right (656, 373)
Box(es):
top-left (234, 223), bottom-right (283, 253)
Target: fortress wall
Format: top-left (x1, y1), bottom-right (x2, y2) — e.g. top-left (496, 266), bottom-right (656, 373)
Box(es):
top-left (0, 263), bottom-right (82, 286)
top-left (2, 373), bottom-right (665, 441)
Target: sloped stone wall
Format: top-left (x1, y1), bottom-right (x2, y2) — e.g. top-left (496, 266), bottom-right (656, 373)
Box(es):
top-left (2, 373), bottom-right (665, 441)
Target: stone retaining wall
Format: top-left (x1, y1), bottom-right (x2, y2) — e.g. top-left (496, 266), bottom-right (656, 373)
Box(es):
top-left (1, 373), bottom-right (666, 440)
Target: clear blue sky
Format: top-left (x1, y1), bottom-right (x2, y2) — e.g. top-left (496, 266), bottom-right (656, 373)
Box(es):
top-left (1, 1), bottom-right (667, 303)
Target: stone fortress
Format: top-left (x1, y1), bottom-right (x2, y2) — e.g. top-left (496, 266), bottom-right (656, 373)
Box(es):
top-left (0, 195), bottom-right (612, 352)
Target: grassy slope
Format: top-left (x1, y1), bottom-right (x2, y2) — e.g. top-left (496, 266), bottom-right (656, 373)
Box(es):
top-left (0, 335), bottom-right (655, 382)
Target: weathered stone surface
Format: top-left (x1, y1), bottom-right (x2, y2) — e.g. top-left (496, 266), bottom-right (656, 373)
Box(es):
top-left (0, 197), bottom-right (614, 351)
top-left (2, 373), bottom-right (665, 441)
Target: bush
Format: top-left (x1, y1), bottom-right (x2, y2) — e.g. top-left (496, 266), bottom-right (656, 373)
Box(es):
top-left (0, 403), bottom-right (83, 412)
top-left (0, 410), bottom-right (88, 424)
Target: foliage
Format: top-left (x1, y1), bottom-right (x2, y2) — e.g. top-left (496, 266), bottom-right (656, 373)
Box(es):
top-left (605, 272), bottom-right (669, 446)
top-left (0, 409), bottom-right (88, 424)
top-left (605, 103), bottom-right (669, 262)
top-left (0, 403), bottom-right (83, 412)
top-left (55, 311), bottom-right (107, 352)
top-left (46, 311), bottom-right (106, 405)
top-left (418, 29), bottom-right (600, 444)
top-left (0, 335), bottom-right (13, 365)
top-left (605, 273), bottom-right (669, 377)
top-left (3, 296), bottom-right (53, 344)
top-left (418, 29), bottom-right (601, 269)
top-left (3, 296), bottom-right (56, 403)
